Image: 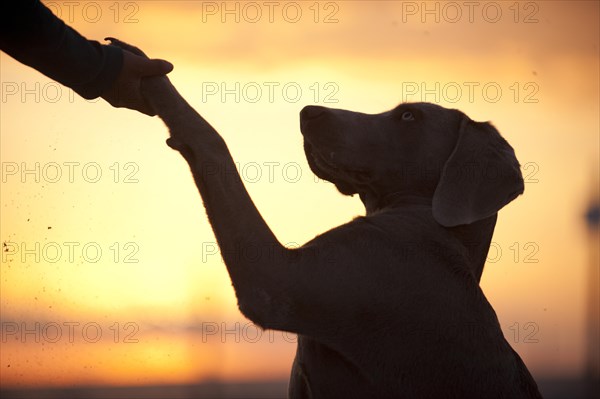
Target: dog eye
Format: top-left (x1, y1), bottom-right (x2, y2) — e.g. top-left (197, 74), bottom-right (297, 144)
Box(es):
top-left (401, 111), bottom-right (415, 121)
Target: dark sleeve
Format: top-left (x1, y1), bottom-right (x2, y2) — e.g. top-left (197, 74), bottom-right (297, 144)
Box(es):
top-left (0, 0), bottom-right (123, 99)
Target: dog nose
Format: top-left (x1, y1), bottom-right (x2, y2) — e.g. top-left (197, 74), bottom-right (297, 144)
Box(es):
top-left (301, 105), bottom-right (327, 120)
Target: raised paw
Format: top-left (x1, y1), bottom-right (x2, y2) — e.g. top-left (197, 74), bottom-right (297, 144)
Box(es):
top-left (105, 37), bottom-right (148, 58)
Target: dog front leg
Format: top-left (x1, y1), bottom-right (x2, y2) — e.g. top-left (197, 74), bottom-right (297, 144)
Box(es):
top-left (141, 75), bottom-right (294, 329)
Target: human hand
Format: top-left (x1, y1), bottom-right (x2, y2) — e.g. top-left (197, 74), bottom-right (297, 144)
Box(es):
top-left (101, 41), bottom-right (173, 116)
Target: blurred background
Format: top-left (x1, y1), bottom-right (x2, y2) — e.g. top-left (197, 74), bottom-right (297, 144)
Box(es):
top-left (1, 1), bottom-right (598, 398)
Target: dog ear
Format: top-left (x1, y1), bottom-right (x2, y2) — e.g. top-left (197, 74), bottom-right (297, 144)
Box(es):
top-left (432, 116), bottom-right (524, 227)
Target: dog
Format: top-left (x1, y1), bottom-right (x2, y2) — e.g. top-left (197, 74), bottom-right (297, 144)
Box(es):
top-left (107, 38), bottom-right (543, 399)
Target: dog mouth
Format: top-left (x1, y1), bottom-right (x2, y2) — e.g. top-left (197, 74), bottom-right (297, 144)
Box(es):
top-left (310, 145), bottom-right (338, 173)
top-left (304, 141), bottom-right (370, 185)
top-left (304, 141), bottom-right (336, 179)
top-left (301, 107), bottom-right (372, 186)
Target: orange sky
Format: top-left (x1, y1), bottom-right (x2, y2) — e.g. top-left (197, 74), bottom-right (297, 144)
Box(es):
top-left (1, 0), bottom-right (599, 388)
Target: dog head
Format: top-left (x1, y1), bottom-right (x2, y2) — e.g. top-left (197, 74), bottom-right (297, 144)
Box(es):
top-left (300, 102), bottom-right (524, 227)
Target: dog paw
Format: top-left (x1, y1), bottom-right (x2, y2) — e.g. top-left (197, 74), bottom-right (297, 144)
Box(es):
top-left (104, 37), bottom-right (148, 58)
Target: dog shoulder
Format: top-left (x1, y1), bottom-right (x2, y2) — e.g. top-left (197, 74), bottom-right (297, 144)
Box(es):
top-left (302, 206), bottom-right (470, 278)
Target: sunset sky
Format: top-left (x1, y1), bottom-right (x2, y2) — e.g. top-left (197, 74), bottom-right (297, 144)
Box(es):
top-left (1, 0), bottom-right (599, 389)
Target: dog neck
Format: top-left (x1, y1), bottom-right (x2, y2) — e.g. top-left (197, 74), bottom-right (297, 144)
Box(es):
top-left (360, 191), bottom-right (432, 215)
top-left (446, 214), bottom-right (497, 282)
top-left (360, 190), bottom-right (497, 282)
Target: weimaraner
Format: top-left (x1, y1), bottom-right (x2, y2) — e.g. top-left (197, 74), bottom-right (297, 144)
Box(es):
top-left (108, 39), bottom-right (543, 399)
